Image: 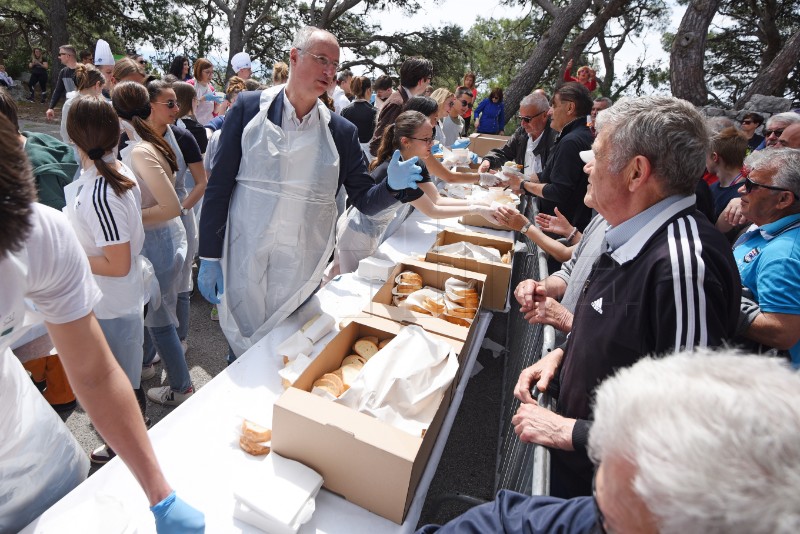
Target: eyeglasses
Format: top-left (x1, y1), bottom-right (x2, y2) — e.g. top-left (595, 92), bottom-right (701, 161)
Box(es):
top-left (460, 99), bottom-right (473, 109)
top-left (298, 48), bottom-right (340, 71)
top-left (764, 128), bottom-right (784, 138)
top-left (743, 176), bottom-right (799, 199)
top-left (518, 109), bottom-right (548, 123)
top-left (592, 472), bottom-right (609, 534)
top-left (153, 100), bottom-right (179, 109)
top-left (408, 136), bottom-right (435, 145)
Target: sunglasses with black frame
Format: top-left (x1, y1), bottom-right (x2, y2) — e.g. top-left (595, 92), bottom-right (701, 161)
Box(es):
top-left (743, 176), bottom-right (800, 200)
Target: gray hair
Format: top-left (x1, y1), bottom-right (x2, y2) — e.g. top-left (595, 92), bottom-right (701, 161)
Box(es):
top-left (767, 111), bottom-right (800, 129)
top-left (594, 96), bottom-right (613, 107)
top-left (520, 92), bottom-right (549, 114)
top-left (291, 26), bottom-right (335, 50)
top-left (595, 95), bottom-right (709, 196)
top-left (706, 116), bottom-right (736, 134)
top-left (589, 349), bottom-right (800, 534)
top-left (744, 147), bottom-right (800, 202)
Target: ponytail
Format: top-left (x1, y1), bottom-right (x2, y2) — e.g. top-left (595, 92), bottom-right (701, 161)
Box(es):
top-left (371, 123), bottom-right (398, 171)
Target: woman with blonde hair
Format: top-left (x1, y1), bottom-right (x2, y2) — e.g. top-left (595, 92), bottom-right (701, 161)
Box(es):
top-left (60, 64), bottom-right (105, 150)
top-left (429, 88), bottom-right (455, 145)
top-left (112, 81), bottom-right (194, 408)
top-left (272, 61), bottom-right (288, 85)
top-left (109, 57), bottom-right (146, 91)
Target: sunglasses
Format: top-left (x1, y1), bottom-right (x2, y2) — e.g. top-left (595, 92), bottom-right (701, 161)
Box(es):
top-left (460, 99), bottom-right (473, 109)
top-left (518, 109), bottom-right (548, 123)
top-left (743, 176), bottom-right (799, 199)
top-left (764, 128), bottom-right (784, 138)
top-left (153, 99), bottom-right (179, 109)
top-left (740, 120), bottom-right (755, 125)
top-left (408, 136), bottom-right (434, 145)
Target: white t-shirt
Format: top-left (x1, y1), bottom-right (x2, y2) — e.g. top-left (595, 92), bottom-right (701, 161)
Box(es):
top-left (0, 204), bottom-right (99, 532)
top-left (72, 165), bottom-right (144, 258)
top-left (442, 115), bottom-right (464, 148)
top-left (333, 85), bottom-right (350, 115)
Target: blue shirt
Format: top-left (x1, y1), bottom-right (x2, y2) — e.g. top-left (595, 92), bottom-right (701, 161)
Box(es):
top-left (734, 213), bottom-right (800, 365)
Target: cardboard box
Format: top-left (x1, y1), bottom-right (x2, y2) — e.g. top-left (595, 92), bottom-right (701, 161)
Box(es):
top-left (468, 133), bottom-right (510, 157)
top-left (272, 317), bottom-right (463, 524)
top-left (459, 212), bottom-right (512, 231)
top-left (425, 229), bottom-right (513, 310)
top-left (365, 260), bottom-right (486, 348)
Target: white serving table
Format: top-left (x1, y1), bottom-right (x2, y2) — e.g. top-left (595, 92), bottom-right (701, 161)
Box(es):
top-left (23, 211), bottom-right (512, 533)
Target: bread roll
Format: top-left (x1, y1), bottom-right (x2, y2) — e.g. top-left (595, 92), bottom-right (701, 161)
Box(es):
top-left (242, 419), bottom-right (272, 443)
top-left (340, 364), bottom-right (361, 385)
top-left (361, 335), bottom-right (379, 345)
top-left (395, 283), bottom-right (422, 294)
top-left (423, 296), bottom-right (445, 315)
top-left (239, 436), bottom-right (271, 456)
top-left (321, 372), bottom-right (344, 392)
top-left (396, 271), bottom-right (423, 285)
top-left (378, 338), bottom-right (392, 349)
top-left (442, 314), bottom-right (471, 327)
top-left (342, 355), bottom-right (366, 367)
top-left (449, 307), bottom-right (477, 319)
top-left (353, 339), bottom-right (379, 360)
top-left (313, 378), bottom-right (341, 397)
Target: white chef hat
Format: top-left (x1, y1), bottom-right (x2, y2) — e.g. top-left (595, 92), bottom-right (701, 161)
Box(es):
top-left (94, 39), bottom-right (114, 66)
top-left (231, 52), bottom-right (252, 73)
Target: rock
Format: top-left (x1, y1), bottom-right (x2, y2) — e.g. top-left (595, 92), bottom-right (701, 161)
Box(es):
top-left (703, 107), bottom-right (726, 117)
top-left (743, 94), bottom-right (792, 114)
top-left (7, 81), bottom-right (28, 101)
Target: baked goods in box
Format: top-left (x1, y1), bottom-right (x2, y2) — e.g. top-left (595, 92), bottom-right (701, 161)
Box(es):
top-left (354, 338), bottom-right (379, 359)
top-left (311, 336), bottom-right (395, 400)
top-left (397, 287), bottom-right (447, 317)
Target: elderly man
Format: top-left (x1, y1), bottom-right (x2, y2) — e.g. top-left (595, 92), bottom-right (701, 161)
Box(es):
top-left (369, 57), bottom-right (433, 156)
top-left (521, 82), bottom-right (594, 231)
top-left (777, 123), bottom-right (800, 148)
top-left (417, 350), bottom-right (800, 533)
top-left (513, 95), bottom-right (740, 498)
top-left (198, 26), bottom-right (422, 359)
top-left (478, 92), bottom-right (555, 180)
top-left (230, 51), bottom-right (252, 80)
top-left (734, 148), bottom-right (800, 366)
top-left (333, 69), bottom-right (353, 114)
top-left (761, 111), bottom-right (800, 148)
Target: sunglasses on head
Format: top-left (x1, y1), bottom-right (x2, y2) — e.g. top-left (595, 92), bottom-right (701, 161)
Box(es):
top-left (153, 99), bottom-right (179, 109)
top-left (764, 128), bottom-right (784, 138)
top-left (743, 176), bottom-right (799, 199)
top-left (460, 99), bottom-right (473, 109)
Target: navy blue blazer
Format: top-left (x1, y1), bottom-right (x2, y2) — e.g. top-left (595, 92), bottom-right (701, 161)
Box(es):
top-left (198, 89), bottom-right (398, 258)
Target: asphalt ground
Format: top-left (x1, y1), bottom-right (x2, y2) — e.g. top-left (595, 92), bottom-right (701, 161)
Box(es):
top-left (22, 113), bottom-right (509, 529)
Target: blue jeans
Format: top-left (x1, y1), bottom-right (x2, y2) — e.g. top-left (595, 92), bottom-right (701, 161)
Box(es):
top-left (176, 291), bottom-right (190, 341)
top-left (143, 324), bottom-right (191, 392)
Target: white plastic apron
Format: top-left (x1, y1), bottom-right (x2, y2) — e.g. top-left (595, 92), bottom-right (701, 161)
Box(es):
top-left (335, 202), bottom-right (399, 275)
top-left (219, 87), bottom-right (340, 356)
top-left (0, 252), bottom-right (88, 532)
top-left (165, 126), bottom-right (199, 294)
top-left (120, 133), bottom-right (187, 328)
top-left (63, 168), bottom-right (149, 319)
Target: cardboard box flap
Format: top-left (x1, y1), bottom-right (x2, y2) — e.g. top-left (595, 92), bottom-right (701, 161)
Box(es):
top-left (432, 228), bottom-right (514, 254)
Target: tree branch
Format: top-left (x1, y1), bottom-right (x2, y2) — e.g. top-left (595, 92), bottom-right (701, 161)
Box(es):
top-left (534, 0), bottom-right (559, 18)
top-left (210, 0), bottom-right (232, 18)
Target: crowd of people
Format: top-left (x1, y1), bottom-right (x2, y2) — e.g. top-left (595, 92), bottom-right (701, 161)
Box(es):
top-left (2, 23), bottom-right (800, 533)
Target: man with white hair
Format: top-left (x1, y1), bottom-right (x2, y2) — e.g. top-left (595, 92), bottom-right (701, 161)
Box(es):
top-left (230, 51), bottom-right (252, 80)
top-left (417, 350), bottom-right (800, 533)
top-left (198, 26), bottom-right (423, 360)
top-left (777, 123), bottom-right (800, 148)
top-left (761, 111), bottom-right (800, 148)
top-left (513, 95), bottom-right (740, 498)
top-left (734, 148), bottom-right (800, 366)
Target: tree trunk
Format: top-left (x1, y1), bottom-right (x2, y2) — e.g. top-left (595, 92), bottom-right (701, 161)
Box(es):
top-left (669, 0), bottom-right (720, 105)
top-left (504, 0), bottom-right (592, 123)
top-left (34, 0), bottom-right (69, 87)
top-left (562, 0), bottom-right (628, 69)
top-left (736, 28), bottom-right (800, 109)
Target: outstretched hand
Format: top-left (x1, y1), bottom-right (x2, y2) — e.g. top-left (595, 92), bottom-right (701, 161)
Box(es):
top-left (387, 150), bottom-right (423, 190)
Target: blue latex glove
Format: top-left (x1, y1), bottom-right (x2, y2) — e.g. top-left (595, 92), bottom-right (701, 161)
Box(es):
top-left (198, 259), bottom-right (224, 304)
top-left (431, 143), bottom-right (443, 155)
top-left (451, 138), bottom-right (470, 149)
top-left (387, 150), bottom-right (423, 190)
top-left (470, 151), bottom-right (480, 164)
top-left (151, 491), bottom-right (204, 533)
top-left (370, 93), bottom-right (376, 105)
top-left (204, 92), bottom-right (225, 103)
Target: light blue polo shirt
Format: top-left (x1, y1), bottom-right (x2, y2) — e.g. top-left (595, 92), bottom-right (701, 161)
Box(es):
top-left (734, 213), bottom-right (800, 366)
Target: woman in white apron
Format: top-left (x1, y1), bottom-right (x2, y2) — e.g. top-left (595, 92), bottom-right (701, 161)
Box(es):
top-left (334, 111), bottom-right (502, 275)
top-left (59, 63), bottom-right (105, 175)
top-left (64, 95), bottom-right (150, 463)
top-left (147, 80), bottom-right (207, 353)
top-left (218, 85), bottom-right (340, 356)
top-left (112, 81), bottom-right (192, 407)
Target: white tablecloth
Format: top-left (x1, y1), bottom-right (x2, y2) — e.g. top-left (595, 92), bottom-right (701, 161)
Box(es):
top-left (24, 211), bottom-right (512, 533)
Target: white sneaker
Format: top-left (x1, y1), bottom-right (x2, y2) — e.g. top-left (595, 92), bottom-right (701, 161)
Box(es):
top-left (147, 385), bottom-right (194, 406)
top-left (141, 364), bottom-right (156, 381)
top-left (151, 353), bottom-right (161, 364)
top-left (181, 340), bottom-right (189, 355)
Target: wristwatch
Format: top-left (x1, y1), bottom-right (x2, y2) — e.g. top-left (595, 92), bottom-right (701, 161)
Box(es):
top-left (180, 207), bottom-right (189, 216)
top-left (520, 221), bottom-right (532, 234)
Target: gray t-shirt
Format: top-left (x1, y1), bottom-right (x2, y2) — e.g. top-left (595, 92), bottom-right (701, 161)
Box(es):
top-left (442, 115), bottom-right (464, 148)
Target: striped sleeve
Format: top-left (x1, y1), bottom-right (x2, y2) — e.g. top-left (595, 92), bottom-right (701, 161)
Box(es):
top-left (88, 178), bottom-right (132, 247)
top-left (663, 214), bottom-right (709, 352)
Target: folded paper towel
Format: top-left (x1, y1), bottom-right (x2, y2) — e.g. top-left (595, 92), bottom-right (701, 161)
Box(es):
top-left (233, 452), bottom-right (323, 534)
